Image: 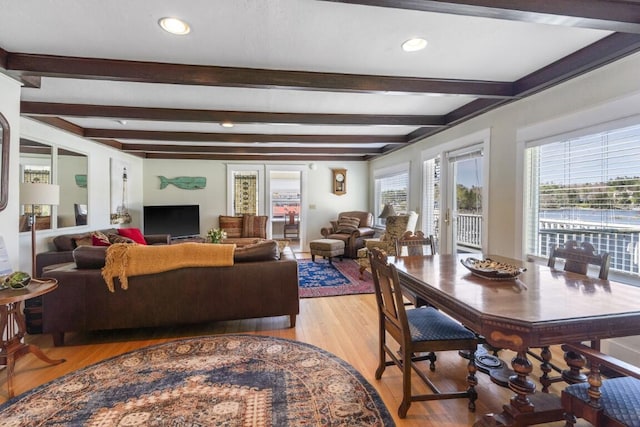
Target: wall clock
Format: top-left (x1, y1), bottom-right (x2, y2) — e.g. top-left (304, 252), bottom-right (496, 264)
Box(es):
top-left (332, 168), bottom-right (347, 195)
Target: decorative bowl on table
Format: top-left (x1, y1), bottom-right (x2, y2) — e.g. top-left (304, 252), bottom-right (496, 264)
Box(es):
top-left (460, 258), bottom-right (526, 281)
top-left (3, 271), bottom-right (32, 290)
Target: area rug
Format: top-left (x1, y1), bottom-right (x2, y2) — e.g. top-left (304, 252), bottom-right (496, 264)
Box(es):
top-left (298, 258), bottom-right (374, 298)
top-left (0, 334), bottom-right (394, 426)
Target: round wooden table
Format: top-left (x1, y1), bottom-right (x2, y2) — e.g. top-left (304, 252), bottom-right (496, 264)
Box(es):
top-left (0, 278), bottom-right (65, 398)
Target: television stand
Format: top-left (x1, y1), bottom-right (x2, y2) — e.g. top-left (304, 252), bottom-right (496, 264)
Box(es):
top-left (170, 235), bottom-right (206, 244)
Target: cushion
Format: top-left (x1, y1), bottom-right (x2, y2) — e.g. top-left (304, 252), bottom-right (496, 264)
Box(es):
top-left (242, 214), bottom-right (268, 238)
top-left (219, 215), bottom-right (243, 238)
top-left (73, 246), bottom-right (108, 269)
top-left (118, 228), bottom-right (147, 245)
top-left (92, 231), bottom-right (111, 246)
top-left (233, 240), bottom-right (279, 262)
top-left (73, 234), bottom-right (94, 247)
top-left (108, 233), bottom-right (136, 244)
top-left (336, 216), bottom-right (361, 233)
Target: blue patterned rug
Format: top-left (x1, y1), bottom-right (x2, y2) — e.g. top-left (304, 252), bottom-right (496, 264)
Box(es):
top-left (0, 335), bottom-right (395, 426)
top-left (298, 258), bottom-right (374, 298)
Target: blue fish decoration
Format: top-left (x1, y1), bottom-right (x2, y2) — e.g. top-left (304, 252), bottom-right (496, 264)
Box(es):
top-left (159, 176), bottom-right (207, 190)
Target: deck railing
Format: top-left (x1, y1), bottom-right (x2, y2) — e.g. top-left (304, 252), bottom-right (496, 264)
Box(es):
top-left (446, 214), bottom-right (640, 276)
top-left (538, 219), bottom-right (640, 276)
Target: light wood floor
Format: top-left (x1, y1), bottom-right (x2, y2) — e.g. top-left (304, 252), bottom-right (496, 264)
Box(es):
top-left (2, 259), bottom-right (587, 426)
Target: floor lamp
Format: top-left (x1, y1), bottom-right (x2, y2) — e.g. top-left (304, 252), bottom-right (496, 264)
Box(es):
top-left (20, 183), bottom-right (60, 278)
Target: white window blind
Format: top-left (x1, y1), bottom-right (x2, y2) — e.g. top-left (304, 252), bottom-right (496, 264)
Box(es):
top-left (422, 157), bottom-right (440, 239)
top-left (525, 122), bottom-right (640, 275)
top-left (374, 169), bottom-right (409, 226)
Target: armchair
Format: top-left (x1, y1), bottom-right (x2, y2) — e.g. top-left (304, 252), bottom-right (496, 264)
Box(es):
top-left (320, 211), bottom-right (375, 258)
top-left (365, 211), bottom-right (419, 256)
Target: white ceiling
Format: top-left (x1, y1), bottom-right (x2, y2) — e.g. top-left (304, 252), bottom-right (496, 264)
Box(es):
top-left (1, 0), bottom-right (638, 160)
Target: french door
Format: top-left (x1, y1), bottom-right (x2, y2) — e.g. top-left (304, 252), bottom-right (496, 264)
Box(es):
top-left (423, 140), bottom-right (487, 254)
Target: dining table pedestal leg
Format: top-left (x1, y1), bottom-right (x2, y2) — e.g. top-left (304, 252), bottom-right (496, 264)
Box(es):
top-left (473, 350), bottom-right (565, 427)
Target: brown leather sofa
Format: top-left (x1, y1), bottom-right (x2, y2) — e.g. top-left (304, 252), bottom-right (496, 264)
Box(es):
top-left (36, 239), bottom-right (299, 346)
top-left (320, 211), bottom-right (375, 258)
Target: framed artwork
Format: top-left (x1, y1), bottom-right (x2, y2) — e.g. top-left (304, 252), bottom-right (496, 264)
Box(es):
top-left (110, 158), bottom-right (131, 224)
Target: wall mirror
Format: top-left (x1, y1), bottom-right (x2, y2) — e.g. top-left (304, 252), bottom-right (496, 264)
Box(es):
top-left (19, 139), bottom-right (53, 232)
top-left (58, 147), bottom-right (88, 227)
top-left (19, 139), bottom-right (88, 231)
top-left (0, 113), bottom-right (9, 212)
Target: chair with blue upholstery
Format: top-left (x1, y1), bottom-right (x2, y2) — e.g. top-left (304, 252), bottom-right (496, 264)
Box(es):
top-left (368, 247), bottom-right (478, 418)
top-left (561, 343), bottom-right (640, 427)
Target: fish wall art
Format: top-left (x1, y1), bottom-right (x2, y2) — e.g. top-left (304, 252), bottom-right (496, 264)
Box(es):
top-left (159, 176), bottom-right (207, 190)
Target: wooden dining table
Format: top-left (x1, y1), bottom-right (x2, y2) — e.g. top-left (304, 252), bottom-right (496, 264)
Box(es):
top-left (392, 253), bottom-right (640, 427)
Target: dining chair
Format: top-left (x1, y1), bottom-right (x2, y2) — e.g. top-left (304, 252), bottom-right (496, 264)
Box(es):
top-left (368, 247), bottom-right (479, 418)
top-left (561, 343), bottom-right (640, 427)
top-left (394, 230), bottom-right (435, 257)
top-left (394, 230), bottom-right (435, 307)
top-left (533, 240), bottom-right (612, 392)
top-left (548, 239), bottom-right (611, 281)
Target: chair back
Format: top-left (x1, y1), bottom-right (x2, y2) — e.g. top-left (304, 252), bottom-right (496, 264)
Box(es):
top-left (547, 240), bottom-right (610, 280)
top-left (395, 231), bottom-right (435, 257)
top-left (339, 211), bottom-right (373, 228)
top-left (368, 247), bottom-right (410, 346)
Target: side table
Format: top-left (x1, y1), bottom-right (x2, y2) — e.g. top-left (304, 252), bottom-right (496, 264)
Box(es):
top-left (1, 278), bottom-right (65, 398)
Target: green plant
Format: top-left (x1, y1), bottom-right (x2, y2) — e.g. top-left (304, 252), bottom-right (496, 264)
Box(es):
top-left (207, 228), bottom-right (227, 243)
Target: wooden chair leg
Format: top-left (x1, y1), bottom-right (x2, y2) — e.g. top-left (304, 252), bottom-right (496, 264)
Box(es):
top-left (399, 345), bottom-right (413, 418)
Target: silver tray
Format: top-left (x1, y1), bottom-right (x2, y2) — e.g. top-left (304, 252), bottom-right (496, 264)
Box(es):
top-left (460, 257), bottom-right (526, 281)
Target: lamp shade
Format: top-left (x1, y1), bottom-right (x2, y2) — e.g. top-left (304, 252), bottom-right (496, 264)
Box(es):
top-left (20, 183), bottom-right (60, 206)
top-left (378, 203), bottom-right (397, 219)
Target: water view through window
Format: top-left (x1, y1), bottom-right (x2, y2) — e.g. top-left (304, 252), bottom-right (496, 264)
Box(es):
top-left (527, 122), bottom-right (640, 276)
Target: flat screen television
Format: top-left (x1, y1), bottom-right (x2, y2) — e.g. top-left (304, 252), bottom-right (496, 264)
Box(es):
top-left (143, 205), bottom-right (200, 238)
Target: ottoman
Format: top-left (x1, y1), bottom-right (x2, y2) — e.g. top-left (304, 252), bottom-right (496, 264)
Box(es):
top-left (309, 239), bottom-right (345, 265)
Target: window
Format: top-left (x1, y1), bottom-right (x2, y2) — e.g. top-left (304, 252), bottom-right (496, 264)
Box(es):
top-left (525, 122), bottom-right (640, 276)
top-left (227, 165), bottom-right (264, 216)
top-left (374, 163), bottom-right (409, 227)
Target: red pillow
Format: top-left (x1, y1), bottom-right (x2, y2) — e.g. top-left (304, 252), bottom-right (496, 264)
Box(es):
top-left (117, 228), bottom-right (147, 245)
top-left (92, 235), bottom-right (111, 246)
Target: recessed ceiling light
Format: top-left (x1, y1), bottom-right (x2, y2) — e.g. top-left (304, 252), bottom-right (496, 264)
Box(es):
top-left (402, 37), bottom-right (427, 52)
top-left (221, 122), bottom-right (234, 128)
top-left (159, 17), bottom-right (191, 35)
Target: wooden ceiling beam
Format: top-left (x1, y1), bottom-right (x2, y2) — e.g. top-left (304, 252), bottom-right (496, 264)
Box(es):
top-left (21, 102), bottom-right (444, 127)
top-left (121, 144), bottom-right (381, 155)
top-left (85, 128), bottom-right (408, 144)
top-left (143, 153), bottom-right (366, 161)
top-left (325, 0), bottom-right (640, 33)
top-left (8, 53), bottom-right (514, 97)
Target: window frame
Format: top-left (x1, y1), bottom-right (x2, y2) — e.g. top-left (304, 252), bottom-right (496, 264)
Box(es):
top-left (373, 162), bottom-right (410, 228)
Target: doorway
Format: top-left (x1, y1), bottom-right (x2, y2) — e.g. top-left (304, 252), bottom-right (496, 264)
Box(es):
top-left (266, 166), bottom-right (305, 252)
top-left (445, 145), bottom-right (484, 254)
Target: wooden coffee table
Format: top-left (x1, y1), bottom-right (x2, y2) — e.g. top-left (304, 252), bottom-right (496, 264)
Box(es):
top-left (0, 278), bottom-right (65, 398)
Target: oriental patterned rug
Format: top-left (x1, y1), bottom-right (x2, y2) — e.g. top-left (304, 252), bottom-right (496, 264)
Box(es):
top-left (298, 258), bottom-right (374, 298)
top-left (0, 335), bottom-right (394, 426)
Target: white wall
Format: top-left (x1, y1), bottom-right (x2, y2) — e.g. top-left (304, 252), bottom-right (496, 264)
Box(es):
top-left (370, 51), bottom-right (640, 365)
top-left (0, 73), bottom-right (22, 271)
top-left (143, 159), bottom-right (369, 249)
top-left (17, 117), bottom-right (144, 273)
top-left (371, 51), bottom-right (640, 258)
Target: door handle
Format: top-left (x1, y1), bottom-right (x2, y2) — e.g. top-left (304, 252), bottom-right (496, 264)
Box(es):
top-left (444, 209), bottom-right (450, 225)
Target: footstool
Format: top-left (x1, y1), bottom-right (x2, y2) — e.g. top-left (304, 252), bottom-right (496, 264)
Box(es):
top-left (309, 239), bottom-right (345, 265)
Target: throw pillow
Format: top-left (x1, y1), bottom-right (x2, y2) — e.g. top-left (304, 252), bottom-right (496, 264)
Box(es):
top-left (336, 216), bottom-right (360, 233)
top-left (219, 215), bottom-right (243, 238)
top-left (72, 234), bottom-right (94, 247)
top-left (107, 233), bottom-right (136, 244)
top-left (242, 214), bottom-right (267, 238)
top-left (91, 231), bottom-right (111, 246)
top-left (233, 240), bottom-right (279, 262)
top-left (117, 228), bottom-right (147, 245)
